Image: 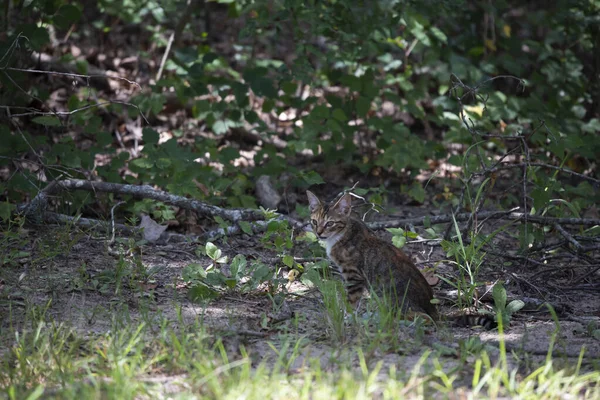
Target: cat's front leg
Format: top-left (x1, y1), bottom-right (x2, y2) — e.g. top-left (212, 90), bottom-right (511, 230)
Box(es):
top-left (344, 271), bottom-right (366, 308)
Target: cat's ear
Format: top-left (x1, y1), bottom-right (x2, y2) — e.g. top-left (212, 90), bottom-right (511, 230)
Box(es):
top-left (306, 190), bottom-right (322, 213)
top-left (332, 193), bottom-right (352, 216)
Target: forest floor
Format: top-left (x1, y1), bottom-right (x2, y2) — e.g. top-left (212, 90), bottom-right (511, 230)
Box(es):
top-left (1, 196), bottom-right (599, 397)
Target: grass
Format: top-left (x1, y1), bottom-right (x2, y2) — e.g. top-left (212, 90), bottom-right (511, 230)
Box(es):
top-left (1, 306), bottom-right (599, 399)
top-left (1, 224), bottom-right (599, 399)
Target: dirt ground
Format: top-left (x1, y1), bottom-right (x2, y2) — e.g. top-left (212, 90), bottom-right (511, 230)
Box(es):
top-left (2, 200), bottom-right (599, 379)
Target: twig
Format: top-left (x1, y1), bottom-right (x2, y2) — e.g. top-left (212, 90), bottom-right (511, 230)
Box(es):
top-left (529, 264), bottom-right (600, 280)
top-left (553, 223), bottom-right (584, 253)
top-left (42, 212), bottom-right (136, 233)
top-left (156, 0), bottom-right (196, 81)
top-left (20, 178), bottom-right (305, 230)
top-left (486, 162), bottom-right (600, 185)
top-left (4, 100), bottom-right (150, 125)
top-left (4, 65), bottom-right (142, 91)
top-left (109, 201), bottom-right (126, 244)
top-left (16, 176), bottom-right (63, 222)
top-left (42, 179), bottom-right (267, 223)
top-left (220, 330), bottom-right (269, 338)
top-left (369, 210), bottom-right (600, 230)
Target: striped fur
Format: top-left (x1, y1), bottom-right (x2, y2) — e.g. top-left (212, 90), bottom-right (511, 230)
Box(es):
top-left (307, 191), bottom-right (439, 320)
top-left (445, 309), bottom-right (497, 330)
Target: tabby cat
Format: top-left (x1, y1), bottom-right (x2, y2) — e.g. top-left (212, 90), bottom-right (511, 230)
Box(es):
top-left (307, 190), bottom-right (439, 320)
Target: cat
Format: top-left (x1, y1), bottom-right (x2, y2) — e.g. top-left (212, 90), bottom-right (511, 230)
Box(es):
top-left (307, 190), bottom-right (439, 320)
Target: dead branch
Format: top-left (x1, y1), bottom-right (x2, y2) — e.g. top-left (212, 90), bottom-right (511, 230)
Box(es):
top-left (42, 211), bottom-right (138, 236)
top-left (20, 179), bottom-right (304, 231)
top-left (47, 179), bottom-right (265, 222)
top-left (553, 223), bottom-right (584, 253)
top-left (13, 51), bottom-right (142, 92)
top-left (487, 162), bottom-right (600, 185)
top-left (368, 210), bottom-right (600, 230)
top-left (156, 0), bottom-right (197, 82)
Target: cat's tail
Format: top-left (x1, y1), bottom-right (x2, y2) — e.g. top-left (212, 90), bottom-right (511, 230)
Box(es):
top-left (443, 309), bottom-right (497, 330)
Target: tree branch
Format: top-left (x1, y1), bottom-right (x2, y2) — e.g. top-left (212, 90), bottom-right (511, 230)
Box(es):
top-left (368, 210), bottom-right (600, 230)
top-left (22, 179), bottom-right (304, 228)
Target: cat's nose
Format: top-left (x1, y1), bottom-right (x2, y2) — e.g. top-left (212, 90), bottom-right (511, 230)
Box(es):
top-left (316, 226), bottom-right (325, 237)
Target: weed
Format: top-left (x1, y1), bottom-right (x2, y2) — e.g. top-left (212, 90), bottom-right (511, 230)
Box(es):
top-left (183, 242), bottom-right (288, 302)
top-left (491, 282), bottom-right (525, 327)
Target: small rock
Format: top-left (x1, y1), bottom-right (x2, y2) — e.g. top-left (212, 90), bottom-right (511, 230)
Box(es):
top-left (255, 175), bottom-right (281, 210)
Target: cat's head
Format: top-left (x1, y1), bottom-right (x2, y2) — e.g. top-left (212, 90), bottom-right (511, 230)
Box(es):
top-left (306, 190), bottom-right (352, 239)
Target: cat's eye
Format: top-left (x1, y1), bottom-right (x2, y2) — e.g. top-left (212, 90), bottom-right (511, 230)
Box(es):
top-left (325, 221), bottom-right (335, 228)
top-left (311, 219), bottom-right (317, 226)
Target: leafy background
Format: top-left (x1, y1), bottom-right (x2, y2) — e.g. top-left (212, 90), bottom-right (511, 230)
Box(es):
top-left (0, 0), bottom-right (598, 256)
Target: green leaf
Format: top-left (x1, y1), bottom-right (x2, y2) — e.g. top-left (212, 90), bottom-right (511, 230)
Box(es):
top-left (32, 116), bottom-right (61, 126)
top-left (224, 278), bottom-right (238, 288)
top-left (205, 242), bottom-right (221, 260)
top-left (356, 97), bottom-right (371, 117)
top-left (282, 254), bottom-right (295, 268)
top-left (182, 263), bottom-right (207, 281)
top-left (581, 118), bottom-right (600, 134)
top-left (54, 4), bottom-right (82, 29)
top-left (424, 228), bottom-right (437, 239)
top-left (492, 283), bottom-right (507, 310)
top-left (143, 128), bottom-right (159, 145)
top-left (408, 182), bottom-right (425, 203)
top-left (130, 158), bottom-right (153, 169)
top-left (230, 254), bottom-right (247, 278)
top-left (531, 187), bottom-right (551, 212)
top-left (216, 255), bottom-right (228, 264)
top-left (423, 215), bottom-right (431, 228)
top-left (392, 235), bottom-right (406, 248)
top-left (252, 263), bottom-right (272, 283)
top-left (506, 299), bottom-right (525, 315)
top-left (301, 171), bottom-right (324, 185)
top-left (244, 68), bottom-right (277, 98)
top-left (262, 99), bottom-right (275, 113)
top-left (311, 105), bottom-right (329, 119)
top-left (155, 158), bottom-right (171, 169)
top-left (386, 228), bottom-right (405, 235)
top-left (405, 230), bottom-right (419, 239)
top-left (25, 25), bottom-right (50, 50)
top-left (281, 81), bottom-right (297, 95)
top-left (203, 52), bottom-right (218, 64)
top-left (0, 201), bottom-right (15, 221)
top-left (238, 221), bottom-right (253, 235)
top-left (188, 284), bottom-right (219, 301)
top-left (204, 270), bottom-right (225, 285)
top-left (332, 108), bottom-right (348, 122)
top-left (212, 120), bottom-right (229, 135)
top-left (430, 26), bottom-right (448, 43)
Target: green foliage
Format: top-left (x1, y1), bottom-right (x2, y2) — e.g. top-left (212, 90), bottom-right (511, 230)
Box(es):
top-left (0, 218), bottom-right (31, 268)
top-left (182, 242), bottom-right (287, 301)
top-left (387, 227), bottom-right (419, 249)
top-left (1, 0), bottom-right (598, 224)
top-left (441, 215), bottom-right (489, 308)
top-left (304, 267), bottom-right (347, 342)
top-left (492, 282), bottom-right (525, 327)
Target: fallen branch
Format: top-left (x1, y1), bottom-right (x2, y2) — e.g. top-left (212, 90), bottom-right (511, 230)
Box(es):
top-left (368, 210), bottom-right (600, 230)
top-left (19, 180), bottom-right (599, 245)
top-left (43, 212), bottom-right (138, 237)
top-left (553, 223), bottom-right (584, 252)
top-left (39, 179), bottom-right (303, 228)
top-left (486, 162), bottom-right (600, 185)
